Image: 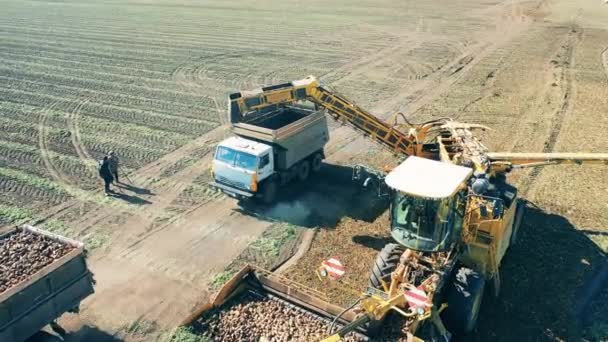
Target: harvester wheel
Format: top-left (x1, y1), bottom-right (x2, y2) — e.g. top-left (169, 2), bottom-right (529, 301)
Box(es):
top-left (443, 266), bottom-right (485, 335)
top-left (311, 153), bottom-right (323, 173)
top-left (297, 160), bottom-right (310, 181)
top-left (510, 200), bottom-right (525, 246)
top-left (369, 243), bottom-right (405, 290)
top-left (261, 179), bottom-right (278, 204)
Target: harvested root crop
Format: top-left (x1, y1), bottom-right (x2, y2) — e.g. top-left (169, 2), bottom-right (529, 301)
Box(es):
top-left (0, 229), bottom-right (74, 294)
top-left (195, 292), bottom-right (364, 342)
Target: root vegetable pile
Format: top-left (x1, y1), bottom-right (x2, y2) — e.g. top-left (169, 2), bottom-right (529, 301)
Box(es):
top-left (0, 230), bottom-right (74, 294)
top-left (196, 292), bottom-right (364, 342)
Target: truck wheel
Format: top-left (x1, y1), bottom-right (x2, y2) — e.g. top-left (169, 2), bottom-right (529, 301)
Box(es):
top-left (510, 200), bottom-right (525, 246)
top-left (261, 180), bottom-right (278, 204)
top-left (49, 321), bottom-right (66, 336)
top-left (369, 243), bottom-right (404, 290)
top-left (443, 266), bottom-right (485, 335)
top-left (297, 160), bottom-right (310, 181)
top-left (311, 153), bottom-right (323, 173)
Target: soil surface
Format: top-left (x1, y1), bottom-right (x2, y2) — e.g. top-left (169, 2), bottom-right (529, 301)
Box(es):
top-left (1, 0), bottom-right (607, 341)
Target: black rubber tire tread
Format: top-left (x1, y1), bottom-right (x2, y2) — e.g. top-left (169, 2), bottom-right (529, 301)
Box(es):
top-left (261, 179), bottom-right (278, 204)
top-left (443, 266), bottom-right (486, 335)
top-left (510, 200), bottom-right (525, 246)
top-left (311, 153), bottom-right (323, 173)
top-left (368, 243), bottom-right (405, 289)
top-left (297, 160), bottom-right (310, 181)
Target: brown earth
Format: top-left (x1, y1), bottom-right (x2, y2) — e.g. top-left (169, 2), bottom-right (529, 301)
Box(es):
top-left (0, 0), bottom-right (607, 341)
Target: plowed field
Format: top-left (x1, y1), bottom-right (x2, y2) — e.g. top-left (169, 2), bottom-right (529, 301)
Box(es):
top-left (1, 0), bottom-right (607, 341)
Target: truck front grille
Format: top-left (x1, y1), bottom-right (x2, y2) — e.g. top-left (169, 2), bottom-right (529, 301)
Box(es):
top-left (217, 176), bottom-right (248, 190)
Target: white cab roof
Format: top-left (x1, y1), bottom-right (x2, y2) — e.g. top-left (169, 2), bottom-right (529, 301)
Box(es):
top-left (219, 136), bottom-right (271, 156)
top-left (385, 156), bottom-right (473, 199)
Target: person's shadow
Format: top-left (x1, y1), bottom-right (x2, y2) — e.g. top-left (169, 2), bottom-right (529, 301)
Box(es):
top-left (117, 182), bottom-right (154, 196)
top-left (108, 191), bottom-right (152, 205)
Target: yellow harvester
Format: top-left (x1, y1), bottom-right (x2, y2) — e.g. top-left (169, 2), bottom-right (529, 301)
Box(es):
top-left (192, 76), bottom-right (608, 341)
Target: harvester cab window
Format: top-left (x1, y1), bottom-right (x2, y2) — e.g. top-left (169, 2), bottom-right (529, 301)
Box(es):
top-left (391, 193), bottom-right (460, 251)
top-left (394, 196), bottom-right (440, 240)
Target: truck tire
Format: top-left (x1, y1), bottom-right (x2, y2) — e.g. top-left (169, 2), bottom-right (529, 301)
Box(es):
top-left (443, 266), bottom-right (485, 335)
top-left (49, 321), bottom-right (66, 336)
top-left (26, 331), bottom-right (62, 342)
top-left (510, 200), bottom-right (525, 246)
top-left (297, 160), bottom-right (310, 181)
top-left (311, 153), bottom-right (323, 173)
top-left (261, 179), bottom-right (278, 204)
top-left (369, 243), bottom-right (404, 289)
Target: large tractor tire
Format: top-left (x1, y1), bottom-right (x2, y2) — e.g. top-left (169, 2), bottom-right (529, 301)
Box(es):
top-left (261, 179), bottom-right (278, 204)
top-left (297, 160), bottom-right (311, 181)
top-left (443, 266), bottom-right (486, 336)
top-left (369, 243), bottom-right (405, 290)
top-left (510, 200), bottom-right (526, 246)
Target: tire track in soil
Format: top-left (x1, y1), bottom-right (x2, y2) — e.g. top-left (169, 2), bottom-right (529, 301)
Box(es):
top-left (172, 63), bottom-right (229, 126)
top-left (602, 47), bottom-right (608, 83)
top-left (37, 125), bottom-right (228, 232)
top-left (521, 25), bottom-right (583, 197)
top-left (37, 101), bottom-right (74, 191)
top-left (386, 1), bottom-right (534, 117)
top-left (35, 98), bottom-right (139, 221)
top-left (67, 97), bottom-right (96, 176)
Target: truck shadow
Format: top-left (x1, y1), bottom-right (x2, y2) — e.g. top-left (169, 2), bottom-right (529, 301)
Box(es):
top-left (236, 163), bottom-right (389, 228)
top-left (471, 206), bottom-right (607, 342)
top-left (26, 326), bottom-right (122, 342)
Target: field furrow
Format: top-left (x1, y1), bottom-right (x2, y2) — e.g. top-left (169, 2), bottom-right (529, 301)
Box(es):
top-left (0, 89), bottom-right (213, 135)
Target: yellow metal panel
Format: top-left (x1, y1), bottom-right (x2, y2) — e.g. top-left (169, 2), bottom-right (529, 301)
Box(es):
top-left (265, 90), bottom-right (294, 104)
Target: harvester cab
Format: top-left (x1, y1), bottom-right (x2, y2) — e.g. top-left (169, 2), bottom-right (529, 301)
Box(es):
top-left (385, 156), bottom-right (472, 252)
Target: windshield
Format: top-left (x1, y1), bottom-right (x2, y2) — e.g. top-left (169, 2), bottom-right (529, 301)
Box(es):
top-left (216, 146), bottom-right (258, 171)
top-left (391, 192), bottom-right (460, 251)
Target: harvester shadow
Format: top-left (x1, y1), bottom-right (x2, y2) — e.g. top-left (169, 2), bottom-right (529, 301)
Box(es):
top-left (471, 206), bottom-right (607, 342)
top-left (236, 163), bottom-right (388, 228)
top-left (352, 235), bottom-right (394, 251)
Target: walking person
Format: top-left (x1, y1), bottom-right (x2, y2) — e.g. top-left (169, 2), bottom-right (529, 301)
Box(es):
top-left (98, 156), bottom-right (114, 195)
top-left (107, 151), bottom-right (119, 184)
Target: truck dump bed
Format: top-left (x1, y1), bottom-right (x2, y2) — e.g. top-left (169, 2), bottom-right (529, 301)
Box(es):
top-left (232, 106), bottom-right (329, 170)
top-left (180, 265), bottom-right (368, 341)
top-left (0, 225), bottom-right (94, 342)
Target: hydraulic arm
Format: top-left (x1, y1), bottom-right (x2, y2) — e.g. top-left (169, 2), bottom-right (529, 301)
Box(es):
top-left (229, 76), bottom-right (437, 158)
top-left (488, 152), bottom-right (608, 169)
